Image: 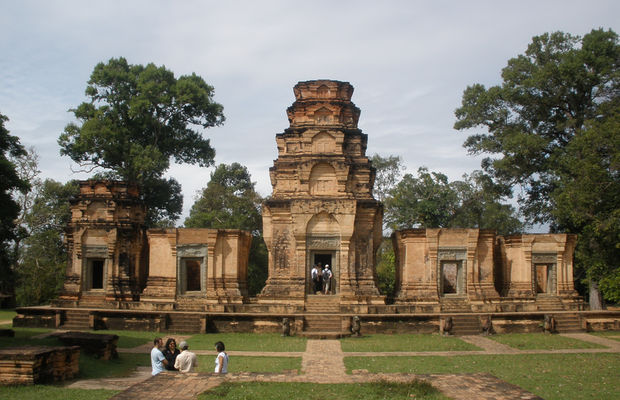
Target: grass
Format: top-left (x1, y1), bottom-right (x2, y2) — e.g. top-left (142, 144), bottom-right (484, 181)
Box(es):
top-left (197, 381), bottom-right (449, 400)
top-left (0, 386), bottom-right (116, 400)
top-left (185, 333), bottom-right (307, 352)
top-left (488, 333), bottom-right (605, 350)
top-left (79, 352), bottom-right (150, 379)
top-left (589, 331), bottom-right (620, 341)
top-left (0, 327), bottom-right (59, 348)
top-left (196, 355), bottom-right (301, 374)
top-left (344, 353), bottom-right (620, 400)
top-left (90, 329), bottom-right (160, 348)
top-left (0, 309), bottom-right (16, 322)
top-left (340, 333), bottom-right (480, 352)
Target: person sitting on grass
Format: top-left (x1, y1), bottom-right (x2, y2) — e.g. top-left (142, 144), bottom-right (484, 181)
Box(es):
top-left (174, 340), bottom-right (198, 373)
top-left (214, 341), bottom-right (228, 374)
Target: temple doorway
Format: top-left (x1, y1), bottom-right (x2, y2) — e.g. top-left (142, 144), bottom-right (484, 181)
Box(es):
top-left (534, 263), bottom-right (554, 294)
top-left (441, 260), bottom-right (464, 295)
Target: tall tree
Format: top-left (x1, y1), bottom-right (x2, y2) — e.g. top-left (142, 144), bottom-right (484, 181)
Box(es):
top-left (450, 171), bottom-right (523, 236)
top-left (454, 29), bottom-right (619, 306)
top-left (370, 154), bottom-right (405, 202)
top-left (58, 57), bottom-right (225, 226)
top-left (15, 179), bottom-right (79, 306)
top-left (185, 163), bottom-right (267, 296)
top-left (385, 167), bottom-right (458, 230)
top-left (384, 167), bottom-right (522, 235)
top-left (0, 113), bottom-right (28, 303)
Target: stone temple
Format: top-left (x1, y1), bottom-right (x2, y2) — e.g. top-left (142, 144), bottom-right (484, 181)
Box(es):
top-left (15, 80), bottom-right (617, 336)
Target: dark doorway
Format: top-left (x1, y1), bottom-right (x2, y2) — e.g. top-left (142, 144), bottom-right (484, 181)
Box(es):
top-left (90, 259), bottom-right (104, 289)
top-left (314, 253), bottom-right (332, 268)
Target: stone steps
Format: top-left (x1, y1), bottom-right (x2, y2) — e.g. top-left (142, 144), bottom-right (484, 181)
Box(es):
top-left (536, 297), bottom-right (565, 311)
top-left (303, 315), bottom-right (342, 332)
top-left (305, 295), bottom-right (340, 313)
top-left (61, 311), bottom-right (90, 330)
top-left (440, 301), bottom-right (472, 312)
top-left (450, 315), bottom-right (481, 336)
top-left (166, 314), bottom-right (202, 333)
top-left (553, 314), bottom-right (583, 332)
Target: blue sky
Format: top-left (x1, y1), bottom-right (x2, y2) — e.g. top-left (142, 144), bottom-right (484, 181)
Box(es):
top-left (1, 0), bottom-right (618, 226)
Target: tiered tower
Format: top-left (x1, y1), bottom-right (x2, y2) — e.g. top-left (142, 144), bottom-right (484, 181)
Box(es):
top-left (259, 80), bottom-right (385, 308)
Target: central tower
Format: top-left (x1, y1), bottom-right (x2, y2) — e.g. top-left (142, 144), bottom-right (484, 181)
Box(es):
top-left (259, 80), bottom-right (385, 308)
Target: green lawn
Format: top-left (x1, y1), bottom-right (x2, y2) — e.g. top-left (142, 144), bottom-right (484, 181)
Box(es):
top-left (589, 331), bottom-right (620, 341)
top-left (197, 381), bottom-right (449, 400)
top-left (488, 333), bottom-right (605, 350)
top-left (90, 329), bottom-right (161, 348)
top-left (0, 328), bottom-right (59, 348)
top-left (196, 355), bottom-right (301, 374)
top-left (0, 309), bottom-right (16, 322)
top-left (0, 386), bottom-right (116, 400)
top-left (344, 353), bottom-right (620, 400)
top-left (340, 334), bottom-right (480, 352)
top-left (185, 333), bottom-right (307, 352)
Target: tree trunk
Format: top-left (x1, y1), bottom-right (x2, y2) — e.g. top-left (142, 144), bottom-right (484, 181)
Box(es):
top-left (589, 280), bottom-right (605, 310)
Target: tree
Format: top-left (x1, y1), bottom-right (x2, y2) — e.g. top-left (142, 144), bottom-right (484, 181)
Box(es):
top-left (58, 57), bottom-right (225, 226)
top-left (370, 154), bottom-right (405, 202)
top-left (454, 29), bottom-right (619, 306)
top-left (384, 167), bottom-right (522, 235)
top-left (15, 179), bottom-right (79, 306)
top-left (385, 167), bottom-right (458, 230)
top-left (185, 163), bottom-right (267, 296)
top-left (450, 170), bottom-right (523, 235)
top-left (0, 113), bottom-right (28, 303)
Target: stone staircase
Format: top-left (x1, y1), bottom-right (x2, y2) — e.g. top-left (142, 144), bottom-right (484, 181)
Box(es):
top-left (536, 296), bottom-right (565, 311)
top-left (449, 314), bottom-right (481, 336)
top-left (553, 313), bottom-right (583, 333)
top-left (166, 313), bottom-right (203, 333)
top-left (440, 297), bottom-right (471, 312)
top-left (301, 295), bottom-right (346, 338)
top-left (61, 310), bottom-right (91, 330)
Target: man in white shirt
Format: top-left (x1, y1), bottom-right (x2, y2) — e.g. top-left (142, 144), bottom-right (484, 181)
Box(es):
top-left (174, 340), bottom-right (198, 373)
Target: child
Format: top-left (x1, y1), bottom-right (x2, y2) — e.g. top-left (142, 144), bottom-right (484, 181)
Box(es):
top-left (214, 341), bottom-right (229, 374)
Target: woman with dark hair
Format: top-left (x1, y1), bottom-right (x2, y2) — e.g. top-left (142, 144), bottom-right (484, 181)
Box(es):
top-left (162, 338), bottom-right (180, 371)
top-left (214, 341), bottom-right (228, 374)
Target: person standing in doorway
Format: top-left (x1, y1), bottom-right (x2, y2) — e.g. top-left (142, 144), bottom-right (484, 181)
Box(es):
top-left (311, 263), bottom-right (320, 294)
top-left (323, 264), bottom-right (332, 294)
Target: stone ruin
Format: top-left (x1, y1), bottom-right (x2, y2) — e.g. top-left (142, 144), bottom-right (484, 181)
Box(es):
top-left (15, 79), bottom-right (602, 336)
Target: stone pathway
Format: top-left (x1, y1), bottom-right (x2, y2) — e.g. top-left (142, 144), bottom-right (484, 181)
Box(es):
top-left (67, 332), bottom-right (620, 399)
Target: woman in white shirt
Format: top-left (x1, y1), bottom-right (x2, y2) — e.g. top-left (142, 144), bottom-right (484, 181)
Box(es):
top-left (214, 341), bottom-right (228, 374)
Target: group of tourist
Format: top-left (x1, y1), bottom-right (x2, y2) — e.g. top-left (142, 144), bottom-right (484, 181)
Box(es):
top-left (151, 337), bottom-right (229, 376)
top-left (311, 262), bottom-right (333, 294)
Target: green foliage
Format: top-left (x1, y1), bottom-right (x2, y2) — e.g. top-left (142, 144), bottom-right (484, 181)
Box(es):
top-left (375, 238), bottom-right (396, 297)
top-left (14, 179), bottom-right (79, 306)
top-left (0, 113), bottom-right (28, 300)
top-left (385, 167), bottom-right (457, 229)
top-left (454, 28), bottom-right (619, 302)
top-left (185, 163), bottom-right (267, 295)
top-left (58, 57), bottom-right (224, 226)
top-left (370, 153), bottom-right (404, 202)
top-left (384, 167), bottom-right (522, 234)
